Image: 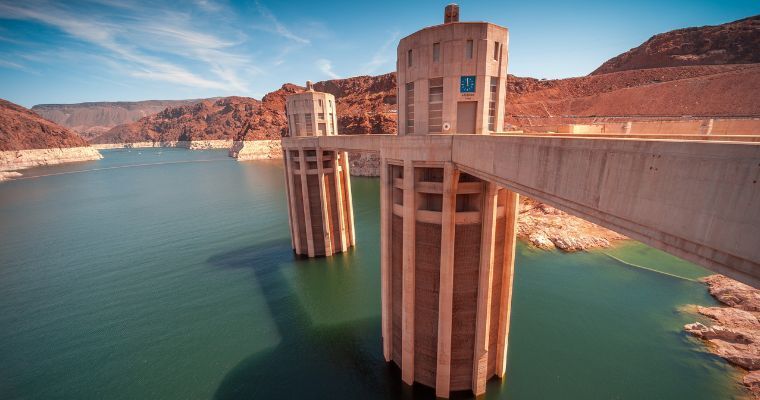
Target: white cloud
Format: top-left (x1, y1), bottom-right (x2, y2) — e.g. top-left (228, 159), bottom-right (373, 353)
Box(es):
top-left (0, 0), bottom-right (255, 92)
top-left (316, 58), bottom-right (339, 79)
top-left (0, 59), bottom-right (24, 69)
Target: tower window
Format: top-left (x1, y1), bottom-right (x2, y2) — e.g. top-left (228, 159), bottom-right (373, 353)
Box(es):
top-left (428, 78), bottom-right (443, 133)
top-left (305, 113), bottom-right (313, 135)
top-left (405, 82), bottom-right (414, 134)
top-left (488, 77), bottom-right (498, 131)
top-left (408, 49), bottom-right (413, 67)
top-left (433, 42), bottom-right (440, 62)
top-left (466, 40), bottom-right (473, 59)
top-left (494, 42), bottom-right (500, 60)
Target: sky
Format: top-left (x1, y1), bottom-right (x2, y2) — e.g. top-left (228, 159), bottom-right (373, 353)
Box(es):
top-left (0, 0), bottom-right (757, 108)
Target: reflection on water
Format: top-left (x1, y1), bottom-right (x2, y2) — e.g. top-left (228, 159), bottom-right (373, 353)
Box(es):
top-left (0, 148), bottom-right (744, 399)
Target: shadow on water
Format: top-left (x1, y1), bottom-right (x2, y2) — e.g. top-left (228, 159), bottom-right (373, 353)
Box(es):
top-left (206, 239), bottom-right (447, 400)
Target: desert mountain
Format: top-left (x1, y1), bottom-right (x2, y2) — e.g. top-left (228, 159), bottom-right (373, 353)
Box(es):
top-left (32, 99), bottom-right (211, 139)
top-left (592, 15), bottom-right (760, 75)
top-left (0, 99), bottom-right (91, 151)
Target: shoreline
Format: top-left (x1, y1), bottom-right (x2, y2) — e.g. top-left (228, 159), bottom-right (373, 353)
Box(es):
top-left (0, 147), bottom-right (102, 177)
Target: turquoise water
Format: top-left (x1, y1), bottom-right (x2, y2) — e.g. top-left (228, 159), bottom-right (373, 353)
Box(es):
top-left (0, 148), bottom-right (744, 399)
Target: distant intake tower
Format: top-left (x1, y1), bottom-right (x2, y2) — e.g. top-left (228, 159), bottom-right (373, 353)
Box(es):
top-left (282, 82), bottom-right (354, 257)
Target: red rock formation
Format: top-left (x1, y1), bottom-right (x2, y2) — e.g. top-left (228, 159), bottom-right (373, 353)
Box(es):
top-left (0, 99), bottom-right (90, 151)
top-left (592, 16), bottom-right (760, 75)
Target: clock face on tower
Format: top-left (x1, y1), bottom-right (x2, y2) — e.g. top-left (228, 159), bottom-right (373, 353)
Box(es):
top-left (460, 76), bottom-right (476, 93)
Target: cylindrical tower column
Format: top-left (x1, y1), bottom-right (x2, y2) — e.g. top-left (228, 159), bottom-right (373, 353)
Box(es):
top-left (380, 158), bottom-right (519, 397)
top-left (282, 142), bottom-right (354, 257)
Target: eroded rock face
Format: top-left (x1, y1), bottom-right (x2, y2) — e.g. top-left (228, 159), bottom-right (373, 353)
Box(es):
top-left (684, 275), bottom-right (760, 398)
top-left (229, 140), bottom-right (282, 161)
top-left (592, 16), bottom-right (760, 75)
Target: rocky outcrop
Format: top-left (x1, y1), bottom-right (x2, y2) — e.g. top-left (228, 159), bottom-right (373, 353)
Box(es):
top-left (518, 198), bottom-right (627, 251)
top-left (32, 99), bottom-right (210, 139)
top-left (229, 140), bottom-right (282, 161)
top-left (348, 152), bottom-right (381, 176)
top-left (592, 16), bottom-right (760, 75)
top-left (684, 275), bottom-right (760, 398)
top-left (0, 99), bottom-right (101, 175)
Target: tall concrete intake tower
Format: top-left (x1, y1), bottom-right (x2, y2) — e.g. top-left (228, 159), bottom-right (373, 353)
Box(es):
top-left (281, 82), bottom-right (354, 257)
top-left (282, 5), bottom-right (519, 397)
top-left (382, 5), bottom-right (517, 396)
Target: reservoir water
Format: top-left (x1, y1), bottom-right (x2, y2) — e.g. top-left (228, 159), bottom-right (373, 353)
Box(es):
top-left (0, 148), bottom-right (745, 399)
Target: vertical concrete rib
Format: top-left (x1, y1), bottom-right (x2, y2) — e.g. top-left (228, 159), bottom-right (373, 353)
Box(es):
top-left (282, 150), bottom-right (295, 251)
top-left (298, 147), bottom-right (315, 257)
top-left (317, 150), bottom-right (333, 256)
top-left (340, 151), bottom-right (356, 246)
top-left (285, 150), bottom-right (302, 254)
top-left (332, 152), bottom-right (348, 252)
top-left (472, 182), bottom-right (498, 394)
top-left (435, 162), bottom-right (459, 397)
top-left (401, 159), bottom-right (416, 385)
top-left (380, 158), bottom-right (392, 362)
top-left (496, 189), bottom-right (519, 377)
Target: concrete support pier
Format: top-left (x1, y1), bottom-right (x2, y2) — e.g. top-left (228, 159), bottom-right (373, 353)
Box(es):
top-left (283, 146), bottom-right (354, 257)
top-left (380, 155), bottom-right (519, 396)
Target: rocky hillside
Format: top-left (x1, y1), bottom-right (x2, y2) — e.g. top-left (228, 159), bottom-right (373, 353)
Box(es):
top-left (506, 64), bottom-right (760, 126)
top-left (32, 99), bottom-right (210, 139)
top-left (592, 16), bottom-right (760, 75)
top-left (91, 96), bottom-right (285, 144)
top-left (0, 99), bottom-right (91, 151)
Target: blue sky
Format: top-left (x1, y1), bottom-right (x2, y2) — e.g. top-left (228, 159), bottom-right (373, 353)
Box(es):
top-left (0, 0), bottom-right (757, 107)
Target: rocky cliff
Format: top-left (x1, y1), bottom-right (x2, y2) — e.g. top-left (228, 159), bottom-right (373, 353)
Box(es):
top-left (592, 16), bottom-right (760, 75)
top-left (32, 99), bottom-right (210, 139)
top-left (0, 99), bottom-right (101, 174)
